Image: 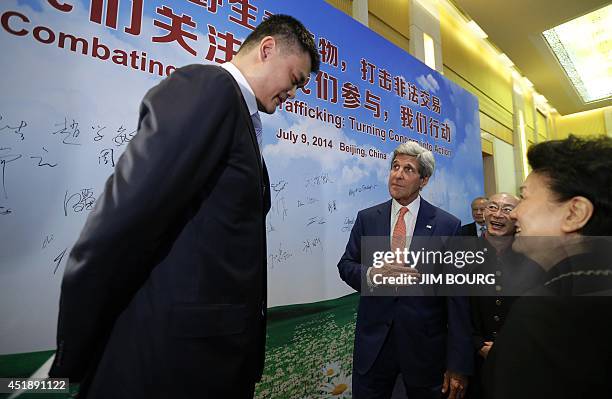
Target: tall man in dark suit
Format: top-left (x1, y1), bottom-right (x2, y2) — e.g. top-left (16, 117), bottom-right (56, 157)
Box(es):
top-left (48, 15), bottom-right (320, 399)
top-left (460, 196), bottom-right (488, 237)
top-left (338, 142), bottom-right (473, 399)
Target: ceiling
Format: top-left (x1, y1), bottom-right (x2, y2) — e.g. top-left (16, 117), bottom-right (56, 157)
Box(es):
top-left (452, 0), bottom-right (611, 115)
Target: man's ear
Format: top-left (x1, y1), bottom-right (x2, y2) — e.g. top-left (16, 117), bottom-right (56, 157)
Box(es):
top-left (258, 36), bottom-right (277, 62)
top-left (561, 196), bottom-right (594, 234)
top-left (420, 176), bottom-right (430, 189)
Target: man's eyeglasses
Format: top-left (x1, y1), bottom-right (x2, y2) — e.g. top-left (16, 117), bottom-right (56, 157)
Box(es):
top-left (486, 203), bottom-right (514, 215)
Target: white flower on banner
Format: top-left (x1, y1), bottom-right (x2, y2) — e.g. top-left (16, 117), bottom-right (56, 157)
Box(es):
top-left (321, 360), bottom-right (341, 377)
top-left (319, 371), bottom-right (352, 398)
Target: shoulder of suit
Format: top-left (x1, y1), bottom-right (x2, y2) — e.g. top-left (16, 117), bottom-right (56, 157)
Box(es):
top-left (420, 198), bottom-right (461, 225)
top-left (175, 63), bottom-right (226, 76)
top-left (358, 200), bottom-right (391, 218)
top-left (171, 64), bottom-right (238, 92)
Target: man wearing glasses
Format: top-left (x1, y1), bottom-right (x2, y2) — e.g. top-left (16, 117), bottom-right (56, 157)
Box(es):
top-left (467, 193), bottom-right (543, 399)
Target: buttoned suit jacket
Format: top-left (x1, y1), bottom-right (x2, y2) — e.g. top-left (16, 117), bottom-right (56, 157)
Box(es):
top-left (49, 65), bottom-right (271, 399)
top-left (483, 242), bottom-right (612, 399)
top-left (337, 198), bottom-right (473, 386)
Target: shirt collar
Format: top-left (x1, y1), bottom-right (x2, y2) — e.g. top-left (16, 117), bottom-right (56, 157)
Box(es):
top-left (392, 195), bottom-right (420, 217)
top-left (220, 62), bottom-right (258, 117)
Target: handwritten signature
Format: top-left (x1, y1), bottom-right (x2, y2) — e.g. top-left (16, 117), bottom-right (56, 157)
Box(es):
top-left (305, 172), bottom-right (334, 188)
top-left (63, 188), bottom-right (96, 216)
top-left (1, 147), bottom-right (22, 199)
top-left (113, 125), bottom-right (136, 147)
top-left (348, 184), bottom-right (378, 197)
top-left (302, 237), bottom-right (322, 253)
top-left (30, 147), bottom-right (58, 167)
top-left (341, 216), bottom-right (356, 232)
top-left (268, 243), bottom-right (293, 269)
top-left (0, 115), bottom-right (27, 141)
top-left (297, 196), bottom-right (319, 207)
top-left (98, 148), bottom-right (115, 167)
top-left (306, 216), bottom-right (326, 227)
top-left (271, 179), bottom-right (288, 199)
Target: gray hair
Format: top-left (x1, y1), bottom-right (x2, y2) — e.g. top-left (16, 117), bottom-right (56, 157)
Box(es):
top-left (391, 142), bottom-right (435, 178)
top-left (489, 192), bottom-right (519, 203)
top-left (472, 196), bottom-right (489, 204)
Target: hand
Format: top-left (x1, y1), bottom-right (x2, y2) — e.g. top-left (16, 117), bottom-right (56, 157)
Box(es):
top-left (442, 370), bottom-right (467, 399)
top-left (478, 341), bottom-right (493, 359)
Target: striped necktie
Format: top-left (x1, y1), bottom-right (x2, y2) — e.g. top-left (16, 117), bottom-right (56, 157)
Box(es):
top-left (392, 207), bottom-right (409, 251)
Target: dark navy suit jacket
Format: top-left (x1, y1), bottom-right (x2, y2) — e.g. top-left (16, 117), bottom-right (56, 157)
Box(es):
top-left (460, 221), bottom-right (478, 237)
top-left (49, 65), bottom-right (271, 398)
top-left (338, 198), bottom-right (473, 386)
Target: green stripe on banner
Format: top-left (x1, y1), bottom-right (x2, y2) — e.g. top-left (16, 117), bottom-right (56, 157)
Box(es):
top-left (0, 351), bottom-right (55, 378)
top-left (256, 293), bottom-right (358, 398)
top-left (0, 293), bottom-right (358, 399)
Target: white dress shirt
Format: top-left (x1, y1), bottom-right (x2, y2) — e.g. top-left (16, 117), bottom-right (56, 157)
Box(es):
top-left (476, 223), bottom-right (486, 238)
top-left (220, 62), bottom-right (262, 150)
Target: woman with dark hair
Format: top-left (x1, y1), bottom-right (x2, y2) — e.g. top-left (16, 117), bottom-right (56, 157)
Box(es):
top-left (482, 135), bottom-right (612, 399)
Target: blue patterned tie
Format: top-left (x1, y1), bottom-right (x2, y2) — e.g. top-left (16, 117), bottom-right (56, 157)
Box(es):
top-left (479, 225), bottom-right (486, 237)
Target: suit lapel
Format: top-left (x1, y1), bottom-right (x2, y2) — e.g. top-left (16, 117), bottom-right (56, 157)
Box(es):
top-left (375, 200), bottom-right (392, 237)
top-left (220, 66), bottom-right (264, 174)
top-left (413, 197), bottom-right (436, 236)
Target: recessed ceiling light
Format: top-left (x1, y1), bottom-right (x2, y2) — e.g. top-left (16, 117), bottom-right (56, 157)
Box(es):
top-left (542, 4), bottom-right (612, 103)
top-left (467, 20), bottom-right (488, 39)
top-left (499, 53), bottom-right (514, 67)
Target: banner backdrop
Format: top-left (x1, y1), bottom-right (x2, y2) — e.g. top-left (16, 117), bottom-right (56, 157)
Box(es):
top-left (0, 0), bottom-right (482, 397)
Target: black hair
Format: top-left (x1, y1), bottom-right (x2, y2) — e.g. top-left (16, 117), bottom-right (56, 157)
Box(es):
top-left (239, 14), bottom-right (320, 73)
top-left (527, 135), bottom-right (612, 235)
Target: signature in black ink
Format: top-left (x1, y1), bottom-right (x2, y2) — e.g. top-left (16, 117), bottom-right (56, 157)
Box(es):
top-left (30, 147), bottom-right (58, 167)
top-left (52, 117), bottom-right (81, 145)
top-left (341, 216), bottom-right (356, 232)
top-left (305, 173), bottom-right (334, 188)
top-left (297, 196), bottom-right (319, 208)
top-left (64, 188), bottom-right (96, 216)
top-left (266, 219), bottom-right (275, 233)
top-left (0, 115), bottom-right (27, 141)
top-left (302, 237), bottom-right (322, 253)
top-left (0, 206), bottom-right (11, 215)
top-left (92, 125), bottom-right (106, 142)
top-left (53, 248), bottom-right (68, 274)
top-left (349, 184), bottom-right (378, 197)
top-left (43, 234), bottom-right (55, 249)
top-left (268, 243), bottom-right (293, 269)
top-left (328, 200), bottom-right (337, 213)
top-left (98, 148), bottom-right (115, 167)
top-left (271, 197), bottom-right (288, 220)
top-left (113, 125), bottom-right (136, 147)
top-left (271, 180), bottom-right (288, 198)
top-left (1, 147), bottom-right (22, 199)
top-left (306, 216), bottom-right (326, 226)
